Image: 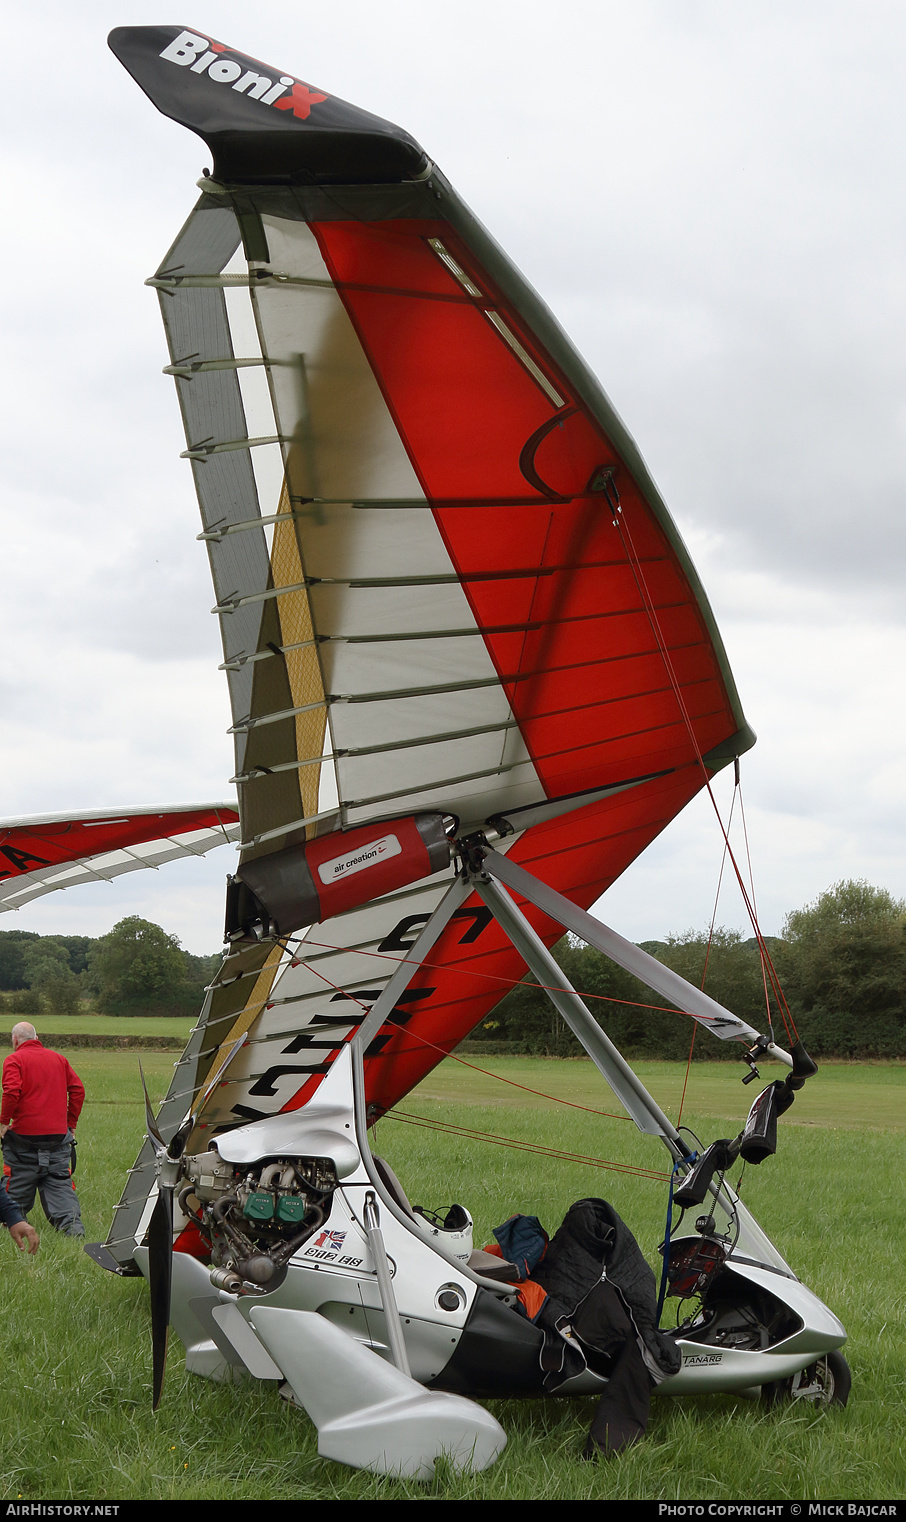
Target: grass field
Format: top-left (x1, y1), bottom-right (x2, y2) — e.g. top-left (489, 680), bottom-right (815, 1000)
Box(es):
top-left (0, 1015), bottom-right (195, 1041)
top-left (0, 1051), bottom-right (902, 1501)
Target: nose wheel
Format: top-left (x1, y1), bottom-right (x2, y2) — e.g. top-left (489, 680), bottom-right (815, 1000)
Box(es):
top-left (762, 1351), bottom-right (851, 1408)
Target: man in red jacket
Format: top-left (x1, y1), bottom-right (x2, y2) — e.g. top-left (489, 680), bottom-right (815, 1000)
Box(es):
top-left (1, 1022), bottom-right (85, 1237)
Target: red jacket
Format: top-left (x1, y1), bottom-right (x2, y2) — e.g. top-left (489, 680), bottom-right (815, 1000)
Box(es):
top-left (1, 1040), bottom-right (85, 1135)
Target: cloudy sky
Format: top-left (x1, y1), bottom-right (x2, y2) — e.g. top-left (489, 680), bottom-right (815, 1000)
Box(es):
top-left (1, 1), bottom-right (904, 953)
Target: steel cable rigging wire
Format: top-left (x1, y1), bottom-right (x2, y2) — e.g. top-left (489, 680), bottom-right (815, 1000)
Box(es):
top-left (292, 934), bottom-right (722, 1025)
top-left (287, 940), bottom-right (632, 1121)
top-left (266, 734), bottom-right (788, 1176)
top-left (378, 1109), bottom-right (671, 1183)
top-left (606, 481), bottom-right (798, 1045)
top-left (287, 932), bottom-right (733, 1120)
top-left (279, 935), bottom-right (688, 1184)
top-left (678, 780), bottom-right (738, 1127)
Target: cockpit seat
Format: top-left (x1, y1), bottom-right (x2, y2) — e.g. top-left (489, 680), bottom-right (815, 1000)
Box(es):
top-left (466, 1247), bottom-right (522, 1282)
top-left (371, 1155), bottom-right (519, 1281)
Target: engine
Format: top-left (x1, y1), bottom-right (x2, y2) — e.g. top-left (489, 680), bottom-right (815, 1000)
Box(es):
top-left (179, 1148), bottom-right (339, 1292)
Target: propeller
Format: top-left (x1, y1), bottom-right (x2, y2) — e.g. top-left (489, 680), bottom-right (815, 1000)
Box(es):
top-left (139, 1036), bottom-right (249, 1409)
top-left (147, 1162), bottom-right (174, 1409)
top-left (139, 1063), bottom-right (191, 1409)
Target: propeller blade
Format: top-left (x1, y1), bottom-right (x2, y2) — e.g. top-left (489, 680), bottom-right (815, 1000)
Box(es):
top-left (148, 1181), bottom-right (173, 1410)
top-left (138, 1060), bottom-right (201, 1407)
top-left (139, 1061), bottom-right (166, 1156)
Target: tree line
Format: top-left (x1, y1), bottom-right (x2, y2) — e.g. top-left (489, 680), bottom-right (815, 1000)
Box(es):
top-left (0, 917), bottom-right (221, 1019)
top-left (473, 879), bottom-right (906, 1061)
top-left (1, 880), bottom-right (903, 1059)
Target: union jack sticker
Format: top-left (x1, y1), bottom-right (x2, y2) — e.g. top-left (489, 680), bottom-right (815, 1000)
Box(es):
top-left (312, 1229), bottom-right (347, 1252)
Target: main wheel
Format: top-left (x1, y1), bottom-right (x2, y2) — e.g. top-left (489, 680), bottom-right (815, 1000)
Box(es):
top-left (762, 1351), bottom-right (851, 1408)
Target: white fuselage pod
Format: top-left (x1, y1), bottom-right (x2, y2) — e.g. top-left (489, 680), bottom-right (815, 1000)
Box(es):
top-left (138, 1048), bottom-right (845, 1408)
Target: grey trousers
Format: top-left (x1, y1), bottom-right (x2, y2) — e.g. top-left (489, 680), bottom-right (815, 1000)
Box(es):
top-left (2, 1132), bottom-right (84, 1236)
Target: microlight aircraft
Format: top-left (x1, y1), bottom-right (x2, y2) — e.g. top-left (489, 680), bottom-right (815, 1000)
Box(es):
top-left (90, 25), bottom-right (849, 1478)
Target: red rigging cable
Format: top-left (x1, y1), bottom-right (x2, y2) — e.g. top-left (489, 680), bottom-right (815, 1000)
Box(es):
top-left (275, 929), bottom-right (657, 1178)
top-left (382, 1110), bottom-right (670, 1183)
top-left (278, 940), bottom-right (633, 1121)
top-left (293, 935), bottom-right (696, 1019)
top-left (283, 930), bottom-right (781, 1130)
top-left (611, 494), bottom-right (798, 1045)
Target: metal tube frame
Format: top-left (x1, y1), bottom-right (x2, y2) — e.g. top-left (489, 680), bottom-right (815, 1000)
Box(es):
top-left (482, 847), bottom-right (792, 1069)
top-left (469, 869), bottom-right (688, 1159)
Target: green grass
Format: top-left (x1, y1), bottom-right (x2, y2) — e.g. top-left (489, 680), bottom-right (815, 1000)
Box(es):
top-left (411, 1054), bottom-right (906, 1130)
top-left (0, 1054), bottom-right (902, 1500)
top-left (0, 1014), bottom-right (194, 1042)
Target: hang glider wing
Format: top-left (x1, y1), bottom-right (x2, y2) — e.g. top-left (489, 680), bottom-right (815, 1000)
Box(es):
top-left (0, 804), bottom-right (239, 913)
top-left (107, 28), bottom-right (756, 1157)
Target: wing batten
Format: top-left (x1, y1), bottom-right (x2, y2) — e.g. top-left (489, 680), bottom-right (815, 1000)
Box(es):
top-left (155, 203), bottom-right (269, 781)
top-left (0, 805), bottom-right (240, 913)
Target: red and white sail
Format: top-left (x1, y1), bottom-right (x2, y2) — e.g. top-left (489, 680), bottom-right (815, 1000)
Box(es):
top-left (0, 804), bottom-right (239, 914)
top-left (102, 27), bottom-right (757, 1260)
